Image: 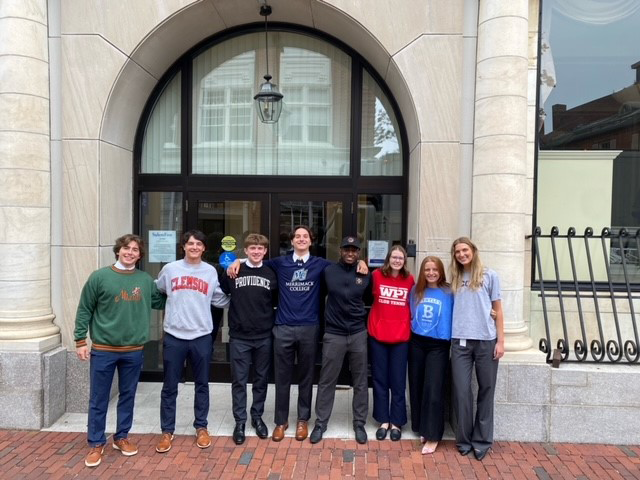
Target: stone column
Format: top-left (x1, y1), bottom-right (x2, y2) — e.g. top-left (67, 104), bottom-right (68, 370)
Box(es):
top-left (471, 0), bottom-right (532, 352)
top-left (0, 0), bottom-right (64, 429)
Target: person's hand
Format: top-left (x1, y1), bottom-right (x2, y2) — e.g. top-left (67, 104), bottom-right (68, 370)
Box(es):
top-left (490, 309), bottom-right (497, 320)
top-left (76, 346), bottom-right (90, 361)
top-left (494, 340), bottom-right (504, 360)
top-left (356, 260), bottom-right (369, 275)
top-left (226, 260), bottom-right (241, 279)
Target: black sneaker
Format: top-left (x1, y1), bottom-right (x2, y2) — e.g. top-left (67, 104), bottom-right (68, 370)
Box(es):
top-left (233, 423), bottom-right (246, 445)
top-left (354, 425), bottom-right (367, 444)
top-left (309, 425), bottom-right (326, 444)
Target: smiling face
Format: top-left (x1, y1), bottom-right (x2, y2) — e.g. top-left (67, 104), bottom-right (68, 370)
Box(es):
top-left (423, 261), bottom-right (441, 287)
top-left (183, 236), bottom-right (205, 264)
top-left (388, 249), bottom-right (406, 275)
top-left (117, 240), bottom-right (141, 269)
top-left (291, 227), bottom-right (312, 255)
top-left (454, 242), bottom-right (474, 270)
top-left (340, 246), bottom-right (360, 265)
top-left (245, 244), bottom-right (267, 265)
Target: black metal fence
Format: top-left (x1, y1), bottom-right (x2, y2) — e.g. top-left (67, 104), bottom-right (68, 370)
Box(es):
top-left (529, 226), bottom-right (640, 364)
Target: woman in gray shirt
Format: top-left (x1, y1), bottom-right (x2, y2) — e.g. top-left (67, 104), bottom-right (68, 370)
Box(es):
top-left (449, 237), bottom-right (504, 462)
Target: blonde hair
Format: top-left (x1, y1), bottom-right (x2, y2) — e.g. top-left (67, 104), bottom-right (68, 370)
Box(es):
top-left (449, 237), bottom-right (484, 293)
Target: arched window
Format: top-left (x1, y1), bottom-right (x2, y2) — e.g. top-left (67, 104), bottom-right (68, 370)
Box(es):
top-left (135, 26), bottom-right (408, 380)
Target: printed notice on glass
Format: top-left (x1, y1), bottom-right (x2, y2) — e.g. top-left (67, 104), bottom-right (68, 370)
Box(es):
top-left (368, 240), bottom-right (388, 267)
top-left (149, 230), bottom-right (176, 263)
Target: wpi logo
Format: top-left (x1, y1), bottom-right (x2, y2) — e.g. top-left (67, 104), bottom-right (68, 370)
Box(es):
top-left (379, 286), bottom-right (408, 300)
top-left (291, 269), bottom-right (307, 282)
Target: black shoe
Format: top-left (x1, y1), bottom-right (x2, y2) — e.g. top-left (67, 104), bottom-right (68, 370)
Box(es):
top-left (251, 418), bottom-right (269, 439)
top-left (389, 428), bottom-right (401, 441)
top-left (233, 423), bottom-right (245, 445)
top-left (474, 448), bottom-right (490, 461)
top-left (354, 425), bottom-right (367, 444)
top-left (375, 427), bottom-right (388, 441)
top-left (458, 447), bottom-right (472, 456)
top-left (309, 425), bottom-right (325, 444)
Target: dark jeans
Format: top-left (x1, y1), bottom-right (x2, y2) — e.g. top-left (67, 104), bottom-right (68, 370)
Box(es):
top-left (408, 333), bottom-right (450, 441)
top-left (451, 338), bottom-right (499, 452)
top-left (230, 336), bottom-right (272, 423)
top-left (88, 349), bottom-right (143, 446)
top-left (273, 324), bottom-right (319, 425)
top-left (315, 330), bottom-right (368, 428)
top-left (160, 332), bottom-right (212, 433)
top-left (369, 336), bottom-right (408, 426)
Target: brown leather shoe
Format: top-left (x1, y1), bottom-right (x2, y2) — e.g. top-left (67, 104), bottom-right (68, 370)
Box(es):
top-left (112, 437), bottom-right (138, 456)
top-left (84, 445), bottom-right (104, 467)
top-left (272, 423), bottom-right (288, 442)
top-left (196, 428), bottom-right (211, 448)
top-left (155, 432), bottom-right (174, 453)
top-left (295, 420), bottom-right (308, 441)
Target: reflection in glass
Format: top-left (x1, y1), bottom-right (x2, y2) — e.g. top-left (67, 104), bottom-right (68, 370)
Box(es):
top-left (139, 192), bottom-right (183, 372)
top-left (278, 201), bottom-right (342, 261)
top-left (357, 194), bottom-right (402, 263)
top-left (537, 1), bottom-right (640, 283)
top-left (192, 32), bottom-right (351, 175)
top-left (141, 73), bottom-right (181, 173)
top-left (360, 70), bottom-right (402, 176)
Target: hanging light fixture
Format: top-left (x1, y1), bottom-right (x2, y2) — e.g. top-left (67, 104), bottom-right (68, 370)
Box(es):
top-left (254, 4), bottom-right (283, 124)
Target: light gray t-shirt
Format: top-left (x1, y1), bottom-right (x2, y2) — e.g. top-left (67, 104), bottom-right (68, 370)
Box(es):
top-left (452, 268), bottom-right (501, 341)
top-left (156, 259), bottom-right (230, 340)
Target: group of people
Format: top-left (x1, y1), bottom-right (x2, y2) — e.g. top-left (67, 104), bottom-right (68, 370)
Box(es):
top-left (74, 226), bottom-right (503, 468)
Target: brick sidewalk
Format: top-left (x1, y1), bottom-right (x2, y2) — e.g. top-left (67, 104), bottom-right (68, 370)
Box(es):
top-left (1, 430), bottom-right (639, 479)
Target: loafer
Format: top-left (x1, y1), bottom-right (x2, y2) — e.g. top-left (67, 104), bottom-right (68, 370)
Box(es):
top-left (295, 420), bottom-right (308, 441)
top-left (156, 433), bottom-right (174, 453)
top-left (309, 424), bottom-right (326, 444)
top-left (251, 418), bottom-right (269, 439)
top-left (375, 427), bottom-right (388, 441)
top-left (474, 448), bottom-right (490, 461)
top-left (233, 423), bottom-right (246, 445)
top-left (354, 425), bottom-right (368, 444)
top-left (196, 428), bottom-right (211, 448)
top-left (389, 428), bottom-right (402, 441)
top-left (272, 423), bottom-right (288, 442)
top-left (84, 445), bottom-right (104, 467)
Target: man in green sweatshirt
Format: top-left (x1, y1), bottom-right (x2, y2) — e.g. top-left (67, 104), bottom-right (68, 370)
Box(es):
top-left (74, 234), bottom-right (166, 468)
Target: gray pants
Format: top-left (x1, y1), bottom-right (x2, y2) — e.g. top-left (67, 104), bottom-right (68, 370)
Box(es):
top-left (314, 329), bottom-right (368, 428)
top-left (451, 338), bottom-right (498, 452)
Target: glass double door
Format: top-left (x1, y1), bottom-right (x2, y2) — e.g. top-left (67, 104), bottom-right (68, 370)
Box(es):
top-left (188, 192), bottom-right (352, 382)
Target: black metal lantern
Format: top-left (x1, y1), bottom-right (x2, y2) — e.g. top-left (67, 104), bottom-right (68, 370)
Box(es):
top-left (254, 5), bottom-right (283, 123)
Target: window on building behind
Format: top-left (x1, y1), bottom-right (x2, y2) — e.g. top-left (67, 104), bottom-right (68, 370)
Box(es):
top-left (537, 1), bottom-right (640, 283)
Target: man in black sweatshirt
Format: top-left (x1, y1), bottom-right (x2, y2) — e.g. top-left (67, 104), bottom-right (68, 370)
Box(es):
top-left (309, 236), bottom-right (371, 445)
top-left (221, 233), bottom-right (278, 445)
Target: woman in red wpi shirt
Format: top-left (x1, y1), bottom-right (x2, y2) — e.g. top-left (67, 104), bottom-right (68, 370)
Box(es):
top-left (368, 246), bottom-right (415, 441)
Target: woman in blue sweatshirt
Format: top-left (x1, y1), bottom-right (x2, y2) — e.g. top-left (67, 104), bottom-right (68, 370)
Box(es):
top-left (408, 256), bottom-right (453, 455)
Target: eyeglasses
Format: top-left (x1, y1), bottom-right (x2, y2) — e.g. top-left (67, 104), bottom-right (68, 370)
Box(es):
top-left (390, 256), bottom-right (405, 261)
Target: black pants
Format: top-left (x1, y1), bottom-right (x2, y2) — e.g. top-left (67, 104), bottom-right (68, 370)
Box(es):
top-left (273, 324), bottom-right (319, 425)
top-left (229, 336), bottom-right (272, 424)
top-left (451, 338), bottom-right (499, 452)
top-left (408, 333), bottom-right (450, 441)
top-left (314, 330), bottom-right (368, 428)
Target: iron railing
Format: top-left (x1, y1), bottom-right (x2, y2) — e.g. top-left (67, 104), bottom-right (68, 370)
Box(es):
top-left (529, 226), bottom-right (640, 364)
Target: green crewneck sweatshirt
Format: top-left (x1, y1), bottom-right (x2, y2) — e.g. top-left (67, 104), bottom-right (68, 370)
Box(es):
top-left (74, 265), bottom-right (166, 351)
